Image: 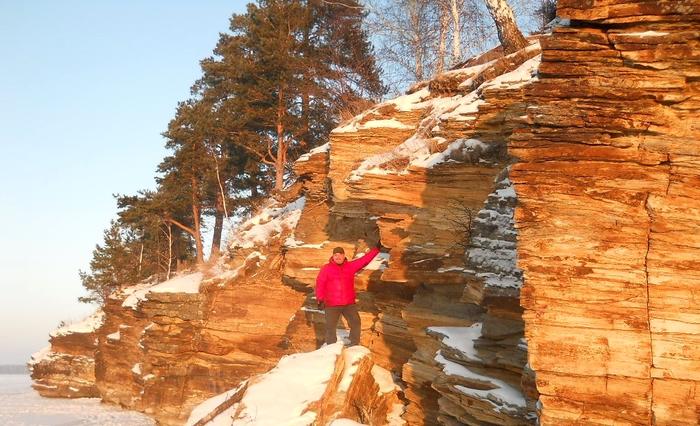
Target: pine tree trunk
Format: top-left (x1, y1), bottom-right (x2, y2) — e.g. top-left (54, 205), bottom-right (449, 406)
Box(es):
top-left (301, 89), bottom-right (309, 150)
top-left (210, 192), bottom-right (224, 259)
top-left (137, 242), bottom-right (144, 278)
top-left (166, 224), bottom-right (172, 280)
top-left (191, 175), bottom-right (204, 264)
top-left (301, 13), bottom-right (310, 151)
top-left (484, 0), bottom-right (528, 55)
top-left (274, 88), bottom-right (286, 191)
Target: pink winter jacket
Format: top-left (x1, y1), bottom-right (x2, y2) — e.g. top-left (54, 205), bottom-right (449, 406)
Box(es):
top-left (315, 247), bottom-right (380, 307)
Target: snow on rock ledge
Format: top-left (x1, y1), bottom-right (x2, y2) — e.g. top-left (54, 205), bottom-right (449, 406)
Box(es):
top-left (49, 310), bottom-right (105, 338)
top-left (120, 272), bottom-right (204, 310)
top-left (229, 197), bottom-right (306, 250)
top-left (187, 343), bottom-right (405, 426)
top-left (29, 310), bottom-right (103, 398)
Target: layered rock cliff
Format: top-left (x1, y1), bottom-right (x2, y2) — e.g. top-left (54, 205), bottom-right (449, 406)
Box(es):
top-left (29, 310), bottom-right (104, 398)
top-left (511, 1), bottom-right (700, 424)
top-left (29, 2), bottom-right (700, 425)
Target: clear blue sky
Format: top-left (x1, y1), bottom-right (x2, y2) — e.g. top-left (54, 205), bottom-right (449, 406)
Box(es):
top-left (0, 1), bottom-right (248, 364)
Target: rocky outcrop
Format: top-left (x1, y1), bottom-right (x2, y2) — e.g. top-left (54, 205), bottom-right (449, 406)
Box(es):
top-left (29, 310), bottom-right (103, 398)
top-left (185, 343), bottom-right (404, 426)
top-left (323, 42), bottom-right (541, 424)
top-left (511, 1), bottom-right (700, 424)
top-left (31, 3), bottom-right (700, 424)
top-left (94, 201), bottom-right (317, 425)
top-left (31, 42), bottom-right (542, 425)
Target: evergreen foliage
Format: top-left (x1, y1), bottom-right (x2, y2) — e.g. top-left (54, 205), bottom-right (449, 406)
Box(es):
top-left (79, 0), bottom-right (383, 305)
top-left (78, 221), bottom-right (143, 304)
top-left (197, 0), bottom-right (386, 190)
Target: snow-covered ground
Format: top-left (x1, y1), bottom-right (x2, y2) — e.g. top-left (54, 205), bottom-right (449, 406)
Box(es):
top-left (0, 375), bottom-right (154, 426)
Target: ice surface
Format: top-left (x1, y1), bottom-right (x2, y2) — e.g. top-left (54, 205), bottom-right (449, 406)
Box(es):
top-left (0, 375), bottom-right (154, 425)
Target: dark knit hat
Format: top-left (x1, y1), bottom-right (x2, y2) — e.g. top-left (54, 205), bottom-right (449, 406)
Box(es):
top-left (332, 246), bottom-right (345, 255)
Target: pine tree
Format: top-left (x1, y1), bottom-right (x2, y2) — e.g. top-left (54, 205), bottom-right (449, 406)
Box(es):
top-left (78, 221), bottom-right (141, 304)
top-left (197, 0), bottom-right (385, 191)
top-left (116, 189), bottom-right (194, 279)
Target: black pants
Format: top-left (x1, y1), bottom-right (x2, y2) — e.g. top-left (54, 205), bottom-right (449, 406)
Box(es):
top-left (324, 304), bottom-right (361, 346)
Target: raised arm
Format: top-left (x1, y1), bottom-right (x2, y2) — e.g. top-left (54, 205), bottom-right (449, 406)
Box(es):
top-left (348, 247), bottom-right (380, 274)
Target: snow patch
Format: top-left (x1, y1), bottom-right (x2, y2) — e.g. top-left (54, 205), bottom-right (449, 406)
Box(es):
top-left (229, 197), bottom-right (306, 249)
top-left (386, 403), bottom-right (406, 425)
top-left (479, 54), bottom-right (541, 91)
top-left (435, 351), bottom-right (526, 413)
top-left (428, 323), bottom-right (483, 362)
top-left (364, 252), bottom-right (390, 271)
top-left (284, 236), bottom-right (327, 249)
top-left (296, 142), bottom-right (330, 163)
top-left (231, 343), bottom-right (343, 424)
top-left (411, 138), bottom-right (487, 169)
top-left (622, 31), bottom-right (669, 37)
top-left (391, 87), bottom-right (431, 112)
top-left (28, 346), bottom-right (53, 367)
top-left (339, 346), bottom-right (370, 392)
top-left (437, 266), bottom-right (466, 273)
top-left (150, 272), bottom-right (203, 294)
top-left (333, 118), bottom-right (413, 134)
top-left (121, 272), bottom-right (203, 309)
top-left (185, 381), bottom-right (248, 426)
top-left (50, 310), bottom-right (105, 337)
top-left (371, 365), bottom-right (399, 396)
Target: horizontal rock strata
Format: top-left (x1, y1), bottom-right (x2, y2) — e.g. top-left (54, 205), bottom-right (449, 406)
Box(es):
top-left (511, 1), bottom-right (700, 424)
top-left (31, 42), bottom-right (544, 425)
top-left (29, 311), bottom-right (104, 398)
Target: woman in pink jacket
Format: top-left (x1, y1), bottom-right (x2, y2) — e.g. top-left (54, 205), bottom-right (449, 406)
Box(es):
top-left (315, 245), bottom-right (380, 346)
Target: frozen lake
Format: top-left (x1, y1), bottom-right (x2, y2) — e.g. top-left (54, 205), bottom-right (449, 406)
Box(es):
top-left (0, 375), bottom-right (154, 425)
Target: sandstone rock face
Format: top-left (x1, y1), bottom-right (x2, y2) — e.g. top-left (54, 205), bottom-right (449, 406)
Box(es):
top-left (32, 5), bottom-right (700, 423)
top-left (31, 42), bottom-right (544, 424)
top-left (93, 200), bottom-right (316, 425)
top-left (510, 2), bottom-right (700, 424)
top-left (29, 311), bottom-right (104, 398)
top-left (31, 195), bottom-right (318, 425)
top-left (320, 43), bottom-right (542, 425)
